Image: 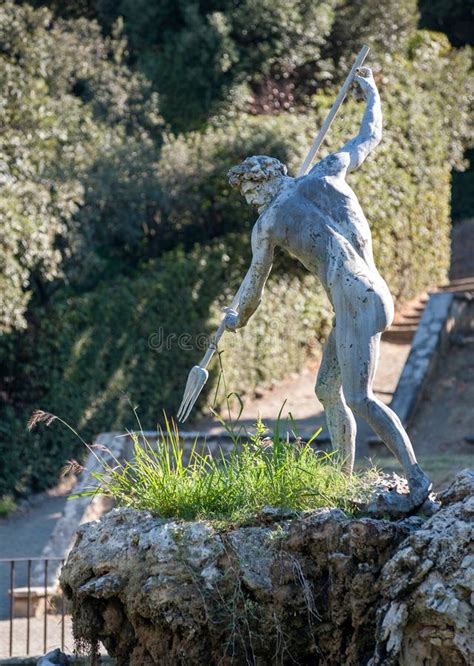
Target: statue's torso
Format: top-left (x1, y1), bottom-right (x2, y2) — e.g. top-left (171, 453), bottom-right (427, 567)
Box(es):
top-left (261, 171), bottom-right (391, 309)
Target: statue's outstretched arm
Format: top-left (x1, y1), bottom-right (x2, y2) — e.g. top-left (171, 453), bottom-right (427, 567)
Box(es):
top-left (336, 67), bottom-right (382, 173)
top-left (224, 222), bottom-right (274, 331)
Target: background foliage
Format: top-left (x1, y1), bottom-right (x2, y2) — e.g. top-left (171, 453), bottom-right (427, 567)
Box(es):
top-left (1, 0), bottom-right (472, 497)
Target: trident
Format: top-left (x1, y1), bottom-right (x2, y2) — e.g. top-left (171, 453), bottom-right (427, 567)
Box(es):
top-left (177, 45), bottom-right (370, 422)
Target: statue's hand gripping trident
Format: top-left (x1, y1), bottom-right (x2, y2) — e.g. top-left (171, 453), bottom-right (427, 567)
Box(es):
top-left (176, 292), bottom-right (240, 422)
top-left (177, 46), bottom-right (370, 423)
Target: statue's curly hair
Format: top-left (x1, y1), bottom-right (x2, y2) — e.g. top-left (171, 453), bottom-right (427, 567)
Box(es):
top-left (227, 155), bottom-right (287, 188)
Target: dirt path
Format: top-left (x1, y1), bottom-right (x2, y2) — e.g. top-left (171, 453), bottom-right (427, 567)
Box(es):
top-left (372, 335), bottom-right (474, 490)
top-left (409, 342), bottom-right (474, 458)
top-left (404, 333), bottom-right (474, 487)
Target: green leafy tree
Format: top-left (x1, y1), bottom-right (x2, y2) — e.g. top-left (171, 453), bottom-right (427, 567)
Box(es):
top-left (327, 0), bottom-right (419, 71)
top-left (0, 1), bottom-right (162, 331)
top-left (41, 0), bottom-right (339, 131)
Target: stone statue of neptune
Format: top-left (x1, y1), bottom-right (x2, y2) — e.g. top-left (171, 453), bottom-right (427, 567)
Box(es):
top-left (225, 67), bottom-right (431, 508)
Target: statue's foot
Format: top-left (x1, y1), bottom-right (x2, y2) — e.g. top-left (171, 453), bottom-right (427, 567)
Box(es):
top-left (374, 489), bottom-right (415, 517)
top-left (374, 466), bottom-right (432, 518)
top-left (358, 467), bottom-right (433, 519)
top-left (407, 463), bottom-right (432, 507)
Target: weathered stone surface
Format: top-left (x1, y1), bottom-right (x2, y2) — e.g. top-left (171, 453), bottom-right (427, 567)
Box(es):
top-left (61, 471), bottom-right (473, 665)
top-left (370, 469), bottom-right (474, 665)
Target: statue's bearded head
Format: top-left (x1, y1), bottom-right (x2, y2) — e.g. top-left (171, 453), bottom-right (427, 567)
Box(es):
top-left (228, 155), bottom-right (287, 211)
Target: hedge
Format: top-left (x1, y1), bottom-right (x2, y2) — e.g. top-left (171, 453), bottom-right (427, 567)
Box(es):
top-left (0, 1), bottom-right (163, 332)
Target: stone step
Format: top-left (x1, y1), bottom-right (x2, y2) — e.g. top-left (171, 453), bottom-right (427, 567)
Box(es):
top-left (439, 277), bottom-right (474, 293)
top-left (382, 292), bottom-right (429, 343)
top-left (388, 322), bottom-right (419, 329)
top-left (445, 276), bottom-right (474, 287)
top-left (11, 586), bottom-right (56, 618)
top-left (382, 328), bottom-right (418, 344)
top-left (381, 277), bottom-right (473, 344)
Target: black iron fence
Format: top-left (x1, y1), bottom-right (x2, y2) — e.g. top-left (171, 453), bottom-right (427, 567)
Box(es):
top-left (0, 557), bottom-right (68, 658)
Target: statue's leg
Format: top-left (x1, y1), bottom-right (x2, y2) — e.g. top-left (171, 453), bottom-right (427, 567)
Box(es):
top-left (334, 308), bottom-right (431, 504)
top-left (315, 325), bottom-right (357, 474)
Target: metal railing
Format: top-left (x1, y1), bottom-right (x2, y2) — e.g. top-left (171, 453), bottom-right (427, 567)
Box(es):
top-left (0, 557), bottom-right (68, 658)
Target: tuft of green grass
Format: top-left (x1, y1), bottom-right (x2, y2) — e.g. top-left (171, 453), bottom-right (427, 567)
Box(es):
top-left (75, 411), bottom-right (377, 522)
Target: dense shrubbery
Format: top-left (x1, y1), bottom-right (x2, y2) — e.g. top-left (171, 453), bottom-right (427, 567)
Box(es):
top-left (25, 0), bottom-right (341, 130)
top-left (1, 1), bottom-right (472, 497)
top-left (0, 247), bottom-right (331, 494)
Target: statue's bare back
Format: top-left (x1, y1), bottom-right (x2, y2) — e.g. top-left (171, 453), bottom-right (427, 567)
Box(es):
top-left (259, 162), bottom-right (394, 334)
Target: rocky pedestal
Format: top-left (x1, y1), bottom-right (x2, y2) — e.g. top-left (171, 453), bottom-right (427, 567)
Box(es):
top-left (60, 471), bottom-right (474, 665)
top-left (370, 470), bottom-right (474, 665)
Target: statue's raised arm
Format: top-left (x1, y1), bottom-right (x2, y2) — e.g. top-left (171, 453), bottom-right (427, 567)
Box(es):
top-left (310, 67), bottom-right (382, 177)
top-left (342, 67), bottom-right (382, 172)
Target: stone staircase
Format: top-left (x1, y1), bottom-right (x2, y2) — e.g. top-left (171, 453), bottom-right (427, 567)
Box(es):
top-left (382, 293), bottom-right (429, 344)
top-left (382, 277), bottom-right (474, 345)
top-left (438, 276), bottom-right (474, 295)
